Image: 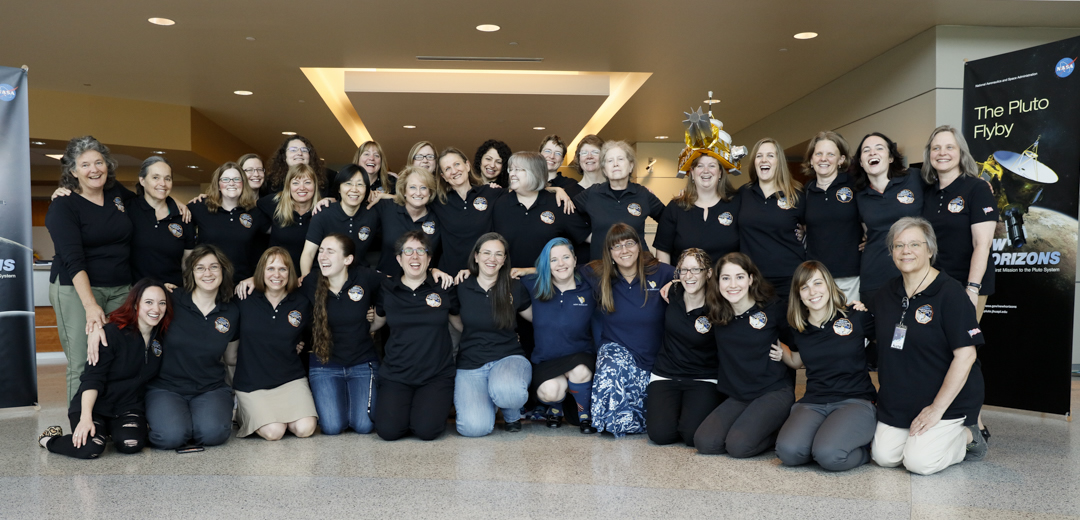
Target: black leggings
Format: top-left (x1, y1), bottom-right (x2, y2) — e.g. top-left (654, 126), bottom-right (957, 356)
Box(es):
top-left (646, 379), bottom-right (724, 447)
top-left (47, 411), bottom-right (148, 459)
top-left (374, 376), bottom-right (454, 441)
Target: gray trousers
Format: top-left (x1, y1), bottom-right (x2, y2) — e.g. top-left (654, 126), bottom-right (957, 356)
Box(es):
top-left (694, 386), bottom-right (795, 457)
top-left (775, 398), bottom-right (876, 471)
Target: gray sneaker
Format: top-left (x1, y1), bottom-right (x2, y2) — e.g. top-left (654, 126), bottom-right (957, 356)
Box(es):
top-left (964, 424), bottom-right (988, 461)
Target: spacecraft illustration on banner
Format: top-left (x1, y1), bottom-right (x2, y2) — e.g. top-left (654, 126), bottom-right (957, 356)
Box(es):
top-left (979, 137), bottom-right (1059, 248)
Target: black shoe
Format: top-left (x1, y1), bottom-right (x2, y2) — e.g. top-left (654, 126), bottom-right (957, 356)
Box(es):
top-left (546, 413), bottom-right (562, 428)
top-left (38, 425), bottom-right (63, 448)
top-left (579, 418), bottom-right (597, 434)
top-left (980, 425), bottom-right (991, 443)
top-left (504, 420), bottom-right (522, 433)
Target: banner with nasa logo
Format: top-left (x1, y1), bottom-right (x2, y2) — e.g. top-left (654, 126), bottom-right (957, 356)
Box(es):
top-left (0, 66), bottom-right (37, 408)
top-left (962, 36), bottom-right (1079, 416)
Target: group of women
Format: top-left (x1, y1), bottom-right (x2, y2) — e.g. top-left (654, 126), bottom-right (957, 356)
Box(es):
top-left (40, 125), bottom-right (991, 476)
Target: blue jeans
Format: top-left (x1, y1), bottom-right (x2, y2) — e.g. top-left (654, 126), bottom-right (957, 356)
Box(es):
top-left (145, 386), bottom-right (234, 449)
top-left (308, 357), bottom-right (378, 435)
top-left (454, 355), bottom-right (531, 437)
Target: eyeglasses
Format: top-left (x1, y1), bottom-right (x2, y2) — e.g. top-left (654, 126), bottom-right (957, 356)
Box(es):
top-left (400, 247), bottom-right (428, 256)
top-left (541, 150), bottom-right (564, 158)
top-left (194, 265), bottom-right (221, 274)
top-left (479, 250), bottom-right (505, 259)
top-left (610, 240), bottom-right (638, 251)
top-left (243, 167), bottom-right (265, 174)
top-left (508, 168), bottom-right (528, 174)
top-left (287, 147), bottom-right (310, 154)
top-left (219, 177), bottom-right (243, 184)
top-left (677, 267), bottom-right (706, 276)
top-left (579, 150), bottom-right (601, 157)
top-left (413, 154), bottom-right (436, 161)
top-left (892, 241), bottom-right (927, 252)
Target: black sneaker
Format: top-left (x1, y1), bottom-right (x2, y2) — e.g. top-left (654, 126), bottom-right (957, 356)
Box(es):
top-left (965, 424), bottom-right (988, 461)
top-left (504, 420), bottom-right (522, 433)
top-left (579, 418), bottom-right (597, 434)
top-left (546, 412), bottom-right (563, 428)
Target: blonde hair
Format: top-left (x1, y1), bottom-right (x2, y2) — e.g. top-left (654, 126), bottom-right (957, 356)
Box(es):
top-left (273, 164), bottom-right (318, 226)
top-left (392, 166), bottom-right (436, 206)
top-left (748, 137), bottom-right (802, 207)
top-left (787, 261), bottom-right (847, 333)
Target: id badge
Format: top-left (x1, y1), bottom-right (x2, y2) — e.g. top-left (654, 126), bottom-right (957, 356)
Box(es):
top-left (890, 323), bottom-right (907, 350)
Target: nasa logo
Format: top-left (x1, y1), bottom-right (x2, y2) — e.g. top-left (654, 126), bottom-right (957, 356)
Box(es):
top-left (836, 187), bottom-right (853, 203)
top-left (239, 213), bottom-right (253, 228)
top-left (114, 197), bottom-right (125, 212)
top-left (540, 211), bottom-right (555, 224)
top-left (694, 316), bottom-right (711, 334)
top-left (422, 221), bottom-right (435, 235)
top-left (1056, 57), bottom-right (1076, 78)
top-left (348, 285), bottom-right (364, 301)
top-left (718, 212), bottom-right (733, 226)
top-left (473, 197), bottom-right (488, 211)
top-left (358, 226), bottom-right (371, 241)
top-left (288, 310), bottom-right (302, 327)
top-left (426, 293), bottom-right (442, 308)
top-left (749, 311), bottom-right (767, 329)
top-left (168, 223), bottom-right (183, 238)
top-left (0, 84), bottom-right (16, 102)
top-left (627, 203), bottom-right (642, 216)
top-left (897, 189), bottom-right (915, 204)
top-left (915, 304), bottom-right (933, 324)
top-left (833, 318), bottom-right (853, 336)
top-left (948, 196), bottom-right (965, 213)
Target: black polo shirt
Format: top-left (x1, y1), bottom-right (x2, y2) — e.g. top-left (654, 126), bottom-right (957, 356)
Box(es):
top-left (493, 190), bottom-right (592, 269)
top-left (585, 262), bottom-right (677, 372)
top-left (430, 184), bottom-right (504, 274)
top-left (653, 196), bottom-right (741, 264)
top-left (257, 195), bottom-right (314, 275)
top-left (855, 170), bottom-right (924, 295)
top-left (713, 299), bottom-right (795, 401)
top-left (868, 272), bottom-right (984, 428)
top-left (520, 271), bottom-right (596, 364)
top-left (804, 174), bottom-right (862, 278)
top-left (73, 322), bottom-right (163, 417)
top-left (128, 196), bottom-right (195, 286)
top-left (455, 277), bottom-right (532, 370)
top-left (46, 184), bottom-right (135, 287)
top-left (375, 275), bottom-right (460, 385)
top-left (548, 172), bottom-right (584, 199)
top-left (372, 199), bottom-right (441, 277)
top-left (233, 291), bottom-right (312, 392)
top-left (188, 200), bottom-right (269, 281)
top-left (790, 310), bottom-right (876, 404)
top-left (573, 182), bottom-right (665, 261)
top-left (923, 175), bottom-right (998, 293)
top-left (651, 284), bottom-right (717, 380)
top-left (150, 290), bottom-right (240, 396)
top-left (301, 266), bottom-right (383, 367)
top-left (738, 183), bottom-right (806, 280)
top-left (305, 202), bottom-right (381, 268)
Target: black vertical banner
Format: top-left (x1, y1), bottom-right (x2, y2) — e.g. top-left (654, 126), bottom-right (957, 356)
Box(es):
top-left (0, 66), bottom-right (37, 408)
top-left (963, 37), bottom-right (1080, 416)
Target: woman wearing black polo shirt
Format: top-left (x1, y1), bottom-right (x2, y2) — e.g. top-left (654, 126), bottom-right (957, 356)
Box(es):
top-left (868, 217), bottom-right (987, 475)
top-left (429, 147), bottom-right (503, 279)
top-left (127, 156), bottom-right (195, 288)
top-left (654, 154), bottom-right (740, 265)
top-left (353, 140), bottom-right (396, 195)
top-left (256, 163), bottom-right (319, 274)
top-left (144, 245), bottom-right (239, 449)
top-left (372, 231), bottom-right (461, 441)
top-left (474, 139), bottom-right (511, 187)
top-left (304, 234), bottom-right (384, 435)
top-left (646, 249), bottom-right (722, 447)
top-left (264, 135), bottom-right (328, 196)
top-left (453, 233), bottom-right (534, 436)
top-left (300, 165), bottom-right (380, 278)
top-left (771, 261), bottom-right (876, 471)
top-left (540, 134), bottom-right (583, 198)
top-left (920, 126), bottom-right (997, 321)
top-left (572, 134), bottom-right (606, 190)
top-left (239, 153), bottom-right (265, 193)
top-left (694, 252), bottom-right (795, 457)
top-left (573, 141), bottom-right (665, 261)
top-left (852, 132), bottom-right (923, 301)
top-left (188, 162), bottom-right (267, 281)
top-left (406, 141), bottom-right (438, 174)
top-left (233, 248), bottom-right (317, 441)
top-left (802, 131), bottom-right (862, 302)
top-left (371, 167), bottom-right (441, 277)
top-left (585, 224), bottom-right (676, 437)
top-left (39, 279), bottom-right (170, 458)
top-left (47, 136), bottom-right (136, 403)
top-left (737, 138), bottom-right (805, 301)
top-left (521, 238), bottom-right (598, 433)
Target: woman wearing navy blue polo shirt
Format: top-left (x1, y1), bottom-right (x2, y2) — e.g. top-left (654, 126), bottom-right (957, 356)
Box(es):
top-left (646, 249), bottom-right (722, 447)
top-left (305, 234), bottom-right (384, 435)
top-left (371, 167), bottom-right (441, 277)
top-left (654, 154), bottom-right (740, 265)
top-left (128, 156), bottom-right (195, 287)
top-left (521, 238), bottom-right (598, 432)
top-left (372, 231), bottom-right (461, 441)
top-left (145, 244), bottom-right (239, 449)
top-left (233, 247), bottom-right (317, 441)
top-left (920, 126), bottom-right (997, 321)
top-left (573, 141), bottom-right (665, 261)
top-left (299, 165), bottom-right (380, 279)
top-left (802, 132), bottom-right (862, 302)
top-left (772, 261), bottom-right (876, 471)
top-left (585, 224), bottom-right (676, 437)
top-left (694, 252), bottom-right (795, 457)
top-left (453, 233), bottom-right (534, 436)
top-left (188, 162), bottom-right (267, 281)
top-left (737, 138), bottom-right (805, 300)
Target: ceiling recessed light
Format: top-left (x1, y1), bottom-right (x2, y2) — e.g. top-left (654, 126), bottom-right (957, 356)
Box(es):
top-left (281, 131), bottom-right (297, 136)
top-left (30, 141), bottom-right (45, 145)
top-left (233, 90), bottom-right (253, 96)
top-left (152, 151), bottom-right (166, 154)
top-left (148, 17), bottom-right (175, 26)
top-left (794, 32), bottom-right (818, 40)
top-left (186, 165), bottom-right (198, 169)
top-left (533, 126), bottom-right (546, 130)
top-left (476, 24), bottom-right (500, 32)
top-left (654, 136), bottom-right (669, 140)
top-left (780, 48), bottom-right (788, 52)
top-left (245, 36), bottom-right (255, 41)
top-left (45, 154), bottom-right (63, 160)
top-left (403, 125), bottom-right (416, 129)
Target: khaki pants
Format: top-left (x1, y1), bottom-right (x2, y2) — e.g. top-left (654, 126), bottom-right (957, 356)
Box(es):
top-left (49, 280), bottom-right (130, 402)
top-left (871, 417), bottom-right (967, 475)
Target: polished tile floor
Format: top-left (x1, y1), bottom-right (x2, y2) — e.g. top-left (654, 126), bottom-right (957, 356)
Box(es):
top-left (2, 361), bottom-right (1077, 519)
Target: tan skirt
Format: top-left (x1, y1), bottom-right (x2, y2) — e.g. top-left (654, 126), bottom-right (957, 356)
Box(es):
top-left (235, 378), bottom-right (318, 437)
